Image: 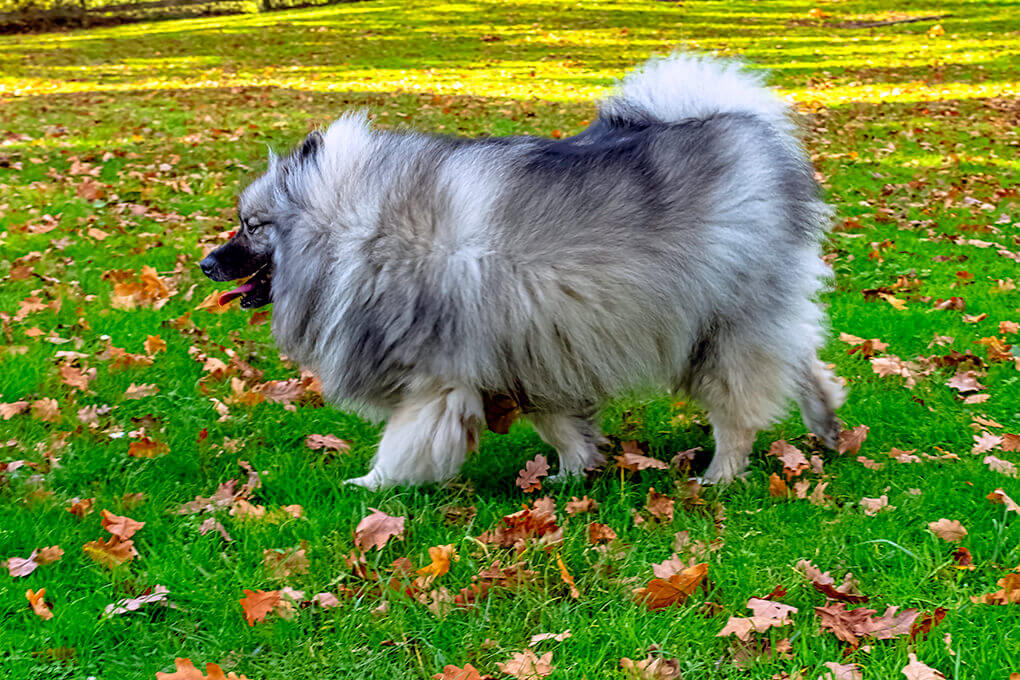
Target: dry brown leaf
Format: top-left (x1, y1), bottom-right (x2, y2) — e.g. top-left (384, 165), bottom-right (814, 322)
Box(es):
top-left (199, 517), bottom-right (233, 541)
top-left (127, 436), bottom-right (169, 458)
top-left (31, 398), bottom-right (61, 423)
top-left (972, 432), bottom-right (1002, 454)
top-left (644, 487), bottom-right (675, 522)
top-left (59, 364), bottom-right (93, 391)
top-left (496, 650), bottom-right (553, 679)
top-left (83, 536), bottom-right (137, 567)
top-left (240, 589), bottom-right (280, 625)
top-left (0, 400), bottom-right (30, 420)
top-left (104, 584), bottom-right (170, 616)
top-left (67, 497), bottom-right (95, 517)
top-left (1002, 433), bottom-right (1020, 452)
top-left (432, 664), bottom-right (485, 680)
top-left (901, 653), bottom-right (946, 680)
top-left (263, 547), bottom-right (309, 579)
top-left (529, 630), bottom-right (571, 645)
top-left (305, 434), bottom-right (351, 452)
top-left (619, 654), bottom-right (682, 679)
top-left (971, 573), bottom-right (1020, 604)
top-left (820, 661), bottom-right (863, 680)
top-left (26, 588), bottom-right (54, 620)
top-left (587, 521), bottom-right (618, 544)
top-left (633, 563), bottom-right (709, 611)
top-left (616, 441), bottom-right (669, 471)
top-left (983, 455), bottom-right (1017, 477)
top-left (860, 495), bottom-right (894, 516)
top-left (946, 371), bottom-right (984, 393)
top-left (768, 473), bottom-right (788, 497)
top-left (927, 519), bottom-right (967, 542)
top-left (516, 455), bottom-right (550, 493)
top-left (564, 495), bottom-right (598, 515)
top-left (354, 508), bottom-right (406, 551)
top-left (987, 488), bottom-right (1020, 513)
top-left (101, 509), bottom-right (145, 540)
top-left (124, 382), bottom-right (159, 399)
top-left (838, 425), bottom-right (869, 455)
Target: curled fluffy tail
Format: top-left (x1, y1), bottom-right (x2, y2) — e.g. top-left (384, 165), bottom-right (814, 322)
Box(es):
top-left (599, 52), bottom-right (793, 133)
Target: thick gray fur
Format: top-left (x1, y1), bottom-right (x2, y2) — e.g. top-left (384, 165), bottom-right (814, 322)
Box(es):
top-left (235, 52), bottom-right (845, 488)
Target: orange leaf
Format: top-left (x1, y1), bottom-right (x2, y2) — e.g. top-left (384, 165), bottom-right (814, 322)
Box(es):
top-left (155, 657), bottom-right (251, 680)
top-left (556, 554), bottom-right (580, 599)
top-left (101, 509), bottom-right (145, 540)
top-left (416, 544), bottom-right (456, 579)
top-left (432, 664), bottom-right (483, 680)
top-left (633, 563), bottom-right (709, 611)
top-left (83, 536), bottom-right (137, 567)
top-left (26, 588), bottom-right (54, 620)
top-left (354, 508), bottom-right (406, 551)
top-left (240, 589), bottom-right (280, 625)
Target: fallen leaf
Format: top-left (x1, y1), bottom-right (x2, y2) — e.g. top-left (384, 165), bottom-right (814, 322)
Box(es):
top-left (644, 487), bottom-right (674, 522)
top-left (633, 563), bottom-right (709, 611)
top-left (768, 473), bottom-right (788, 497)
top-left (947, 371), bottom-right (984, 393)
top-left (556, 554), bottom-right (580, 599)
top-left (143, 335), bottom-right (167, 355)
top-left (987, 488), bottom-right (1020, 513)
top-left (104, 585), bottom-right (170, 616)
top-left (262, 547), bottom-right (309, 579)
top-left (927, 519), bottom-right (967, 542)
top-left (432, 664), bottom-right (484, 680)
top-left (26, 588), bottom-right (54, 620)
top-left (155, 657), bottom-right (251, 680)
top-left (354, 508), bottom-right (406, 551)
top-left (416, 544), bottom-right (456, 579)
top-left (619, 653), bottom-right (682, 679)
top-left (971, 573), bottom-right (1020, 604)
top-left (901, 653), bottom-right (946, 679)
top-left (124, 382), bottom-right (159, 399)
top-left (240, 589), bottom-right (280, 625)
top-left (31, 398), bottom-right (61, 423)
top-left (101, 509), bottom-right (145, 540)
top-left (564, 495), bottom-right (598, 515)
top-left (616, 441), bottom-right (669, 471)
top-left (529, 630), bottom-right (571, 645)
top-left (972, 432), bottom-right (1002, 454)
top-left (496, 650), bottom-right (553, 679)
top-left (860, 495), bottom-right (894, 516)
top-left (199, 517), bottom-right (233, 541)
top-left (820, 661), bottom-right (863, 680)
top-left (83, 536), bottom-right (137, 567)
top-left (587, 521), bottom-right (617, 544)
top-left (305, 434), bottom-right (351, 452)
top-left (516, 455), bottom-right (550, 493)
top-left (984, 455), bottom-right (1017, 477)
top-left (838, 425), bottom-right (869, 455)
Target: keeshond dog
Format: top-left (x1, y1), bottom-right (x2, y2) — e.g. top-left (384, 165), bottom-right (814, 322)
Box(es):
top-left (200, 53), bottom-right (844, 489)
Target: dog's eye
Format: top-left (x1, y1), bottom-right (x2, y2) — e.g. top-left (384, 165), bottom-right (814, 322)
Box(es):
top-left (245, 218), bottom-right (262, 232)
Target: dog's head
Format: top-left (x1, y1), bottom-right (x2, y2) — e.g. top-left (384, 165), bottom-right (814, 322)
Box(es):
top-left (199, 131), bottom-right (325, 309)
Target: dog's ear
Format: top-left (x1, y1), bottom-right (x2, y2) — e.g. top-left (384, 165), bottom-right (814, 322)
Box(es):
top-left (299, 130), bottom-right (323, 163)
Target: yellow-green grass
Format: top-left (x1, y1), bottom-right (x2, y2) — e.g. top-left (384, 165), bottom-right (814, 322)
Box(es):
top-left (1, 0), bottom-right (1018, 678)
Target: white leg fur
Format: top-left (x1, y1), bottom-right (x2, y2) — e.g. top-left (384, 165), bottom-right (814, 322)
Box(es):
top-left (346, 383), bottom-right (484, 489)
top-left (529, 413), bottom-right (604, 480)
top-left (702, 417), bottom-right (757, 484)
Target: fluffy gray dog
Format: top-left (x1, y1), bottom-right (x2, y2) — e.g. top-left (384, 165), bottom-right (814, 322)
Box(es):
top-left (200, 53), bottom-right (844, 489)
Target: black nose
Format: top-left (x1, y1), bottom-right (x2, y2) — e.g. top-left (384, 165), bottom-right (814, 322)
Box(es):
top-left (199, 256), bottom-right (216, 278)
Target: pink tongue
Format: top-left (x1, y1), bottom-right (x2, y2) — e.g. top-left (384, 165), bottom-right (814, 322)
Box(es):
top-left (218, 281), bottom-right (255, 306)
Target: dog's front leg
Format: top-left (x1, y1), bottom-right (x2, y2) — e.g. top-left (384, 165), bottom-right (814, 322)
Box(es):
top-left (346, 382), bottom-right (484, 490)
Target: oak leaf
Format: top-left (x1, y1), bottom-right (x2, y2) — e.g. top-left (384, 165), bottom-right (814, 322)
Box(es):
top-left (263, 547), bottom-right (309, 579)
top-left (124, 382), bottom-right (159, 399)
top-left (240, 589), bottom-right (280, 625)
top-left (860, 495), bottom-right (894, 516)
top-left (564, 495), bottom-right (598, 515)
top-left (305, 434), bottom-right (351, 452)
top-left (946, 371), bottom-right (984, 393)
top-left (616, 441), bottom-right (669, 472)
top-left (983, 455), bottom-right (1017, 477)
top-left (155, 657), bottom-right (251, 680)
top-left (83, 536), bottom-right (137, 567)
top-left (986, 488), bottom-right (1020, 513)
top-left (644, 487), bottom-right (674, 522)
top-left (495, 650), bottom-right (553, 679)
top-left (128, 437), bottom-right (169, 458)
top-left (820, 661), bottom-right (862, 680)
top-left (516, 455), bottom-right (550, 493)
top-left (901, 653), bottom-right (946, 680)
top-left (619, 654), bottom-right (682, 679)
top-left (354, 508), bottom-right (406, 551)
top-left (433, 664), bottom-right (485, 680)
top-left (529, 630), bottom-right (571, 645)
top-left (971, 573), bottom-right (1020, 604)
top-left (32, 398), bottom-right (61, 423)
top-left (587, 522), bottom-right (617, 544)
top-left (837, 425), bottom-right (869, 455)
top-left (104, 585), bottom-right (170, 616)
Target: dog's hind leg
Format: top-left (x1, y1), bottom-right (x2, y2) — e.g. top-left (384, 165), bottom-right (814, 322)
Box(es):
top-left (529, 412), bottom-right (606, 481)
top-left (796, 358), bottom-right (845, 449)
top-left (687, 343), bottom-right (790, 484)
top-left (346, 382), bottom-right (484, 490)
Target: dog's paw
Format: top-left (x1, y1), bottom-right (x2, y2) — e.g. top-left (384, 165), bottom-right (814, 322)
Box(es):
top-left (700, 458), bottom-right (748, 485)
top-left (344, 471), bottom-right (385, 490)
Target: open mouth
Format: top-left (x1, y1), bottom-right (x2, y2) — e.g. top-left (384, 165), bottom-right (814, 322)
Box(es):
top-left (217, 264), bottom-right (274, 309)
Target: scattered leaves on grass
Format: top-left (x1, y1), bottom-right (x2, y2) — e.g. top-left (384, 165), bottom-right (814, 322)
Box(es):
top-left (616, 441), bottom-right (669, 471)
top-left (838, 425), bottom-right (869, 455)
top-left (619, 653), bottom-right (682, 679)
top-left (516, 455), bottom-right (550, 493)
top-left (416, 544), bottom-right (456, 579)
top-left (987, 488), bottom-right (1020, 513)
top-left (860, 495), bottom-right (895, 516)
top-left (83, 536), bottom-right (138, 568)
top-left (820, 662), bottom-right (863, 680)
top-left (644, 487), bottom-right (675, 522)
top-left (971, 573), bottom-right (1020, 604)
top-left (796, 560), bottom-right (868, 603)
top-left (100, 509), bottom-right (145, 539)
top-left (816, 603), bottom-right (919, 645)
top-left (263, 547), bottom-right (309, 579)
top-left (983, 455), bottom-right (1017, 477)
top-left (354, 508), bottom-right (406, 551)
top-left (564, 495), bottom-right (598, 515)
top-left (588, 521), bottom-right (617, 544)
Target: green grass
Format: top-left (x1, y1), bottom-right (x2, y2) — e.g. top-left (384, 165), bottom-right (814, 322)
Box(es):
top-left (1, 0), bottom-right (1019, 678)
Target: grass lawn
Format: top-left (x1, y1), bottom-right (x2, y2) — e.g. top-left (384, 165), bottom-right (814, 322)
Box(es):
top-left (1, 0), bottom-right (1019, 677)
